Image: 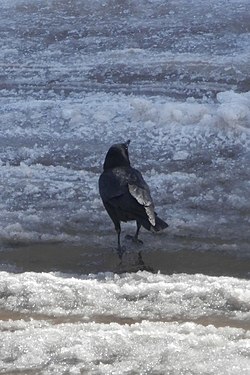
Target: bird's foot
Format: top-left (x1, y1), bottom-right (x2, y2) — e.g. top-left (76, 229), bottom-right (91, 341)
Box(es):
top-left (125, 234), bottom-right (143, 245)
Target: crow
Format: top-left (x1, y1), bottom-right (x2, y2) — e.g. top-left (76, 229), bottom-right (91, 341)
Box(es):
top-left (99, 140), bottom-right (168, 258)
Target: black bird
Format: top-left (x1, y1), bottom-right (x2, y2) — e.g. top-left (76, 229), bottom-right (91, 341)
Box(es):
top-left (99, 140), bottom-right (168, 258)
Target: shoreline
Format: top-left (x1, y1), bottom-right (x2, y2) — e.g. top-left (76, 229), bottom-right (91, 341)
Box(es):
top-left (1, 242), bottom-right (249, 332)
top-left (0, 242), bottom-right (249, 279)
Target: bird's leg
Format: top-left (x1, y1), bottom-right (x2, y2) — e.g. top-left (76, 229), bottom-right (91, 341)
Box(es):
top-left (117, 227), bottom-right (121, 249)
top-left (125, 221), bottom-right (143, 244)
top-left (115, 224), bottom-right (125, 259)
top-left (135, 221), bottom-right (143, 243)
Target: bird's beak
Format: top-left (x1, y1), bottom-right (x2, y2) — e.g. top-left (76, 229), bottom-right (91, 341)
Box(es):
top-left (125, 139), bottom-right (131, 147)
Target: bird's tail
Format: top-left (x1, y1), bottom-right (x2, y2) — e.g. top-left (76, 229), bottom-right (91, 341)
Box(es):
top-left (152, 216), bottom-right (168, 232)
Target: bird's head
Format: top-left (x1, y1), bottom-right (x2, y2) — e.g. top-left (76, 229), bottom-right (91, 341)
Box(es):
top-left (103, 140), bottom-right (131, 170)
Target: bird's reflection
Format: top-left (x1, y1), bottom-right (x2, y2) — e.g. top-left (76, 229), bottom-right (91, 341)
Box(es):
top-left (116, 250), bottom-right (154, 273)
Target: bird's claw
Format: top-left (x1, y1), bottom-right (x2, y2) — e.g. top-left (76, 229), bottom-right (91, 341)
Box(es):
top-left (125, 234), bottom-right (143, 245)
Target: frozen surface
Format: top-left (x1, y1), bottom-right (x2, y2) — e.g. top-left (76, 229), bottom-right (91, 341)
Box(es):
top-left (1, 0), bottom-right (250, 97)
top-left (0, 271), bottom-right (250, 374)
top-left (1, 90), bottom-right (250, 257)
top-left (0, 0), bottom-right (250, 256)
top-left (1, 271), bottom-right (250, 323)
top-left (0, 1), bottom-right (250, 373)
top-left (1, 320), bottom-right (249, 375)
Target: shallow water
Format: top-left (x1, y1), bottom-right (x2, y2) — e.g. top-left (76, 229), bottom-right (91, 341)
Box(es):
top-left (1, 242), bottom-right (250, 279)
top-left (0, 0), bottom-right (250, 374)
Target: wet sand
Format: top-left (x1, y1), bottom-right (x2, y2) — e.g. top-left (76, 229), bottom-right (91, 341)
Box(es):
top-left (0, 241), bottom-right (249, 278)
top-left (0, 309), bottom-right (249, 330)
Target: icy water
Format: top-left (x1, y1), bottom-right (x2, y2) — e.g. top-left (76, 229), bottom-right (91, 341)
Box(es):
top-left (0, 0), bottom-right (250, 374)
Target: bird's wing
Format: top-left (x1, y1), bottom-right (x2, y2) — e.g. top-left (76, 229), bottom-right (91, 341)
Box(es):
top-left (99, 167), bottom-right (156, 227)
top-left (99, 170), bottom-right (127, 202)
top-left (128, 169), bottom-right (156, 226)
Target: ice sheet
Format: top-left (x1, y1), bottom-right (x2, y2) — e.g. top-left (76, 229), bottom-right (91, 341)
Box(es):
top-left (0, 91), bottom-right (250, 256)
top-left (1, 320), bottom-right (250, 375)
top-left (0, 2), bottom-right (250, 374)
top-left (0, 271), bottom-right (249, 323)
